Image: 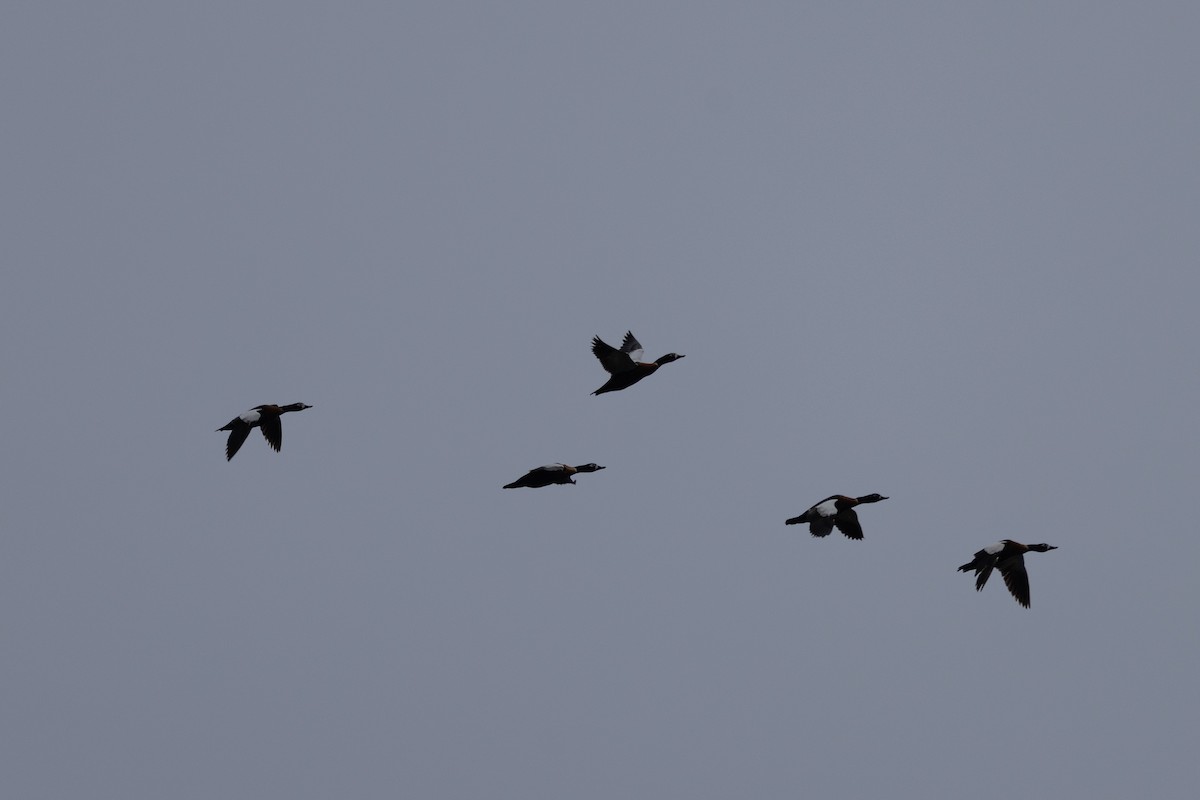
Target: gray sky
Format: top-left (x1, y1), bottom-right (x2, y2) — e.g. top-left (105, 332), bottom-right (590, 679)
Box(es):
top-left (3, 2), bottom-right (1198, 798)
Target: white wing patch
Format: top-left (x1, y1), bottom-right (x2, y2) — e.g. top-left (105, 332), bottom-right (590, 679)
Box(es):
top-left (239, 409), bottom-right (262, 424)
top-left (814, 499), bottom-right (839, 518)
top-left (983, 541), bottom-right (1006, 555)
top-left (620, 332), bottom-right (644, 363)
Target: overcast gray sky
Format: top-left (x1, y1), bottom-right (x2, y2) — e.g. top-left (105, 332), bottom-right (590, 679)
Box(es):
top-left (3, 2), bottom-right (1199, 798)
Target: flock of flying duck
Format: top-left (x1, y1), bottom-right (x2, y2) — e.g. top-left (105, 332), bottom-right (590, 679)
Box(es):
top-left (217, 331), bottom-right (1057, 608)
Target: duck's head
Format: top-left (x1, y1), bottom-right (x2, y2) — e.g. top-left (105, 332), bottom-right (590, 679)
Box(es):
top-left (1027, 543), bottom-right (1057, 552)
top-left (857, 493), bottom-right (888, 504)
top-left (654, 353), bottom-right (685, 365)
top-left (284, 403), bottom-right (313, 412)
top-left (574, 463), bottom-right (606, 473)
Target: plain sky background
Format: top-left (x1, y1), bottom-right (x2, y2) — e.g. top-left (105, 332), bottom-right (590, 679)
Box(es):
top-left (3, 2), bottom-right (1198, 798)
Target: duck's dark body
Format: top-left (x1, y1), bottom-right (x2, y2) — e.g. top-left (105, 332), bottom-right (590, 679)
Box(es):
top-left (785, 493), bottom-right (888, 540)
top-left (217, 403), bottom-right (312, 461)
top-left (503, 463), bottom-right (606, 489)
top-left (958, 540), bottom-right (1057, 608)
top-left (591, 331), bottom-right (684, 395)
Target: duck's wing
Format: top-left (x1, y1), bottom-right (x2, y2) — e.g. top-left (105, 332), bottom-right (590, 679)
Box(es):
top-left (592, 337), bottom-right (636, 374)
top-left (972, 553), bottom-right (996, 592)
top-left (504, 464), bottom-right (569, 489)
top-left (224, 423), bottom-right (252, 461)
top-left (259, 415), bottom-right (283, 452)
top-left (999, 555), bottom-right (1032, 608)
top-left (619, 331), bottom-right (645, 363)
top-left (807, 517), bottom-right (836, 537)
top-left (786, 497), bottom-right (836, 535)
top-left (834, 508), bottom-right (864, 540)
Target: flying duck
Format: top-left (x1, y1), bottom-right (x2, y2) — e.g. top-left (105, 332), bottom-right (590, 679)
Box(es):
top-left (591, 331), bottom-right (684, 395)
top-left (958, 540), bottom-right (1057, 608)
top-left (503, 463), bottom-right (606, 489)
top-left (785, 493), bottom-right (889, 540)
top-left (217, 403), bottom-right (312, 461)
